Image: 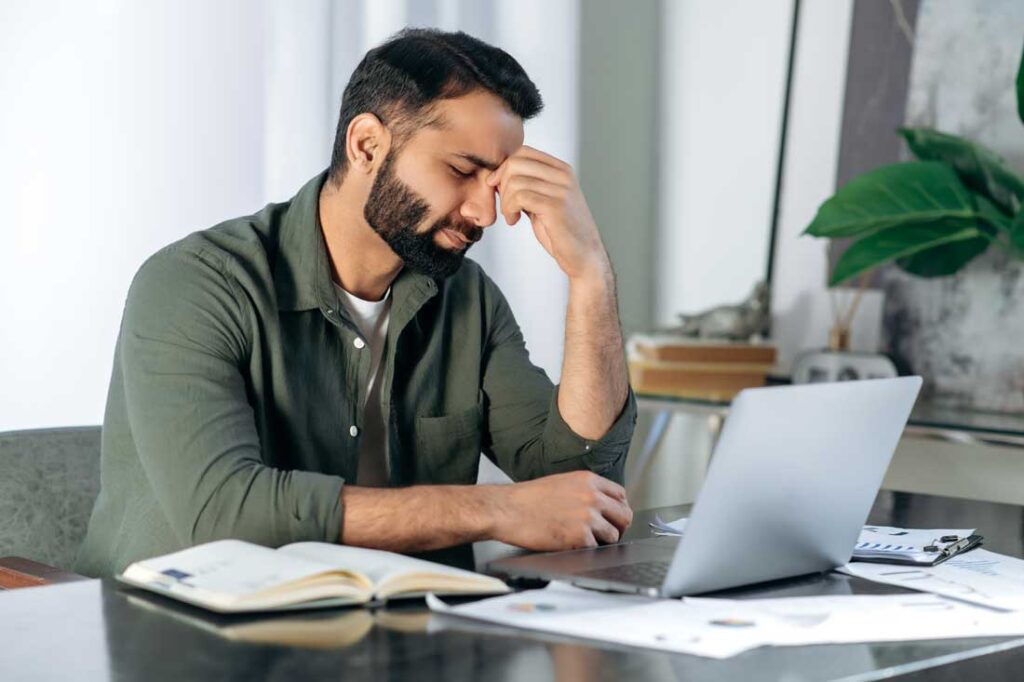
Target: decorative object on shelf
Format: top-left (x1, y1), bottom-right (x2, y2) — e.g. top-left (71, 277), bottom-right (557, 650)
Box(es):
top-left (803, 31), bottom-right (1024, 410)
top-left (791, 284), bottom-right (897, 385)
top-left (825, 280), bottom-right (868, 352)
top-left (627, 336), bottom-right (776, 400)
top-left (665, 282), bottom-right (771, 341)
top-left (791, 349), bottom-right (897, 385)
top-left (818, 286), bottom-right (886, 355)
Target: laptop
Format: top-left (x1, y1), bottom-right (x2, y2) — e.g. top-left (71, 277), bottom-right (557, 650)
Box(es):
top-left (490, 377), bottom-right (922, 597)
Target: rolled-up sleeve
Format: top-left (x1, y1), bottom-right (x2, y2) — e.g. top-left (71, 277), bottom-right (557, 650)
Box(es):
top-left (121, 247), bottom-right (344, 547)
top-left (541, 385), bottom-right (637, 476)
top-left (480, 275), bottom-right (637, 483)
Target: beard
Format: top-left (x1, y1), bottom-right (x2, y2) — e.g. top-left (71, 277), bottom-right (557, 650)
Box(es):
top-left (363, 150), bottom-right (483, 279)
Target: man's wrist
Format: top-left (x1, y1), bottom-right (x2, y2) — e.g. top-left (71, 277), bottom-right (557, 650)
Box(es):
top-left (568, 254), bottom-right (614, 293)
top-left (471, 483), bottom-right (511, 542)
top-left (341, 483), bottom-right (514, 549)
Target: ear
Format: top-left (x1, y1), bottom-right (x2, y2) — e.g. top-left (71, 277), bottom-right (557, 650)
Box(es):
top-left (346, 113), bottom-right (391, 174)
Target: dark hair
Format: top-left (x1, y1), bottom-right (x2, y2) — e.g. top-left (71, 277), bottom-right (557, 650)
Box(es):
top-left (328, 28), bottom-right (543, 183)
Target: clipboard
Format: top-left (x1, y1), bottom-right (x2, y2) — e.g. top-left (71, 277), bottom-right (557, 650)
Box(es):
top-left (853, 534), bottom-right (984, 567)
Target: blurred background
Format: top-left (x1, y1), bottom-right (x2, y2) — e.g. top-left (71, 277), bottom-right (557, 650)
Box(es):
top-left (0, 0), bottom-right (804, 426)
top-left (3, 0), bottom-right (1022, 510)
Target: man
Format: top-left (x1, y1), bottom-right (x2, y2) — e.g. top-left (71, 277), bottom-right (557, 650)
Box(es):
top-left (76, 28), bottom-right (637, 577)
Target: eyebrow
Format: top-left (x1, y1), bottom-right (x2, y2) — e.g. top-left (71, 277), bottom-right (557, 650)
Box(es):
top-left (453, 153), bottom-right (501, 172)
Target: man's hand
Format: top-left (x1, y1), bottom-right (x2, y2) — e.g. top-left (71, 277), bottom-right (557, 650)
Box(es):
top-left (489, 471), bottom-right (634, 551)
top-left (486, 146), bottom-right (609, 282)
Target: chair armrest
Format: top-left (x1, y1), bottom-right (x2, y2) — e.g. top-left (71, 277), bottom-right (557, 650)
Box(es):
top-left (0, 557), bottom-right (88, 590)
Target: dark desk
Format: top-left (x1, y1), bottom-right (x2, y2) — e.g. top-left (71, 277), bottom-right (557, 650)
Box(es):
top-left (4, 491), bottom-right (1024, 681)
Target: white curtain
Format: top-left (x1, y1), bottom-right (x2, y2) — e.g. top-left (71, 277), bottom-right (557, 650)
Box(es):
top-left (0, 0), bottom-right (267, 431)
top-left (0, 0), bottom-right (578, 430)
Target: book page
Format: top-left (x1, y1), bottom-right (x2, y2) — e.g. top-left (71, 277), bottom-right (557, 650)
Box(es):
top-left (279, 542), bottom-right (464, 583)
top-left (121, 539), bottom-right (370, 609)
top-left (276, 540), bottom-right (507, 598)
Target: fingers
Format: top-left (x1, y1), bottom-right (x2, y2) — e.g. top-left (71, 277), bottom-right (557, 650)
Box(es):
top-left (577, 528), bottom-right (599, 549)
top-left (595, 490), bottom-right (633, 534)
top-left (591, 474), bottom-right (628, 504)
top-left (511, 145), bottom-right (574, 174)
top-left (589, 511), bottom-right (620, 545)
top-left (485, 147), bottom-right (576, 228)
top-left (499, 189), bottom-right (554, 225)
top-left (498, 176), bottom-right (565, 224)
top-left (503, 174), bottom-right (565, 200)
top-left (487, 153), bottom-right (572, 192)
top-left (584, 473), bottom-right (632, 534)
top-left (493, 164), bottom-right (567, 224)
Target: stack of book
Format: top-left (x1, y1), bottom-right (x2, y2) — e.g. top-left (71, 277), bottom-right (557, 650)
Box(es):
top-left (628, 335), bottom-right (777, 401)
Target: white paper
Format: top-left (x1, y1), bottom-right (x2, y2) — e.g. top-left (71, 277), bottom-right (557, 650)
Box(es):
top-left (429, 582), bottom-right (1024, 659)
top-left (428, 582), bottom-right (792, 659)
top-left (688, 593), bottom-right (1024, 646)
top-left (839, 549), bottom-right (1024, 611)
top-left (649, 515), bottom-right (688, 536)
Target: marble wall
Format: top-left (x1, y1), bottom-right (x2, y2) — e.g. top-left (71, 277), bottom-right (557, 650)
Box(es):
top-left (883, 249), bottom-right (1024, 412)
top-left (872, 0), bottom-right (1024, 409)
top-left (879, 0), bottom-right (1024, 413)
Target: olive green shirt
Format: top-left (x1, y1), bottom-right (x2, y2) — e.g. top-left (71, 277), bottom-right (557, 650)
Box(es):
top-left (75, 171), bottom-right (637, 577)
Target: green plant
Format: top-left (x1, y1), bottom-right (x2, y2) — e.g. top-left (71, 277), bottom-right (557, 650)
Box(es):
top-left (805, 43), bottom-right (1024, 286)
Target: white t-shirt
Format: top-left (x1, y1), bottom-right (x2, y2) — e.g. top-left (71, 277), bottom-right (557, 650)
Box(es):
top-left (334, 283), bottom-right (391, 487)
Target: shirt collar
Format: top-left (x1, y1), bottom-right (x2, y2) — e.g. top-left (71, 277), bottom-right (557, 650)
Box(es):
top-left (274, 171), bottom-right (439, 317)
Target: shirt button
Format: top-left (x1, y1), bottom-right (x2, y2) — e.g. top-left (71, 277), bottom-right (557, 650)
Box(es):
top-left (349, 425), bottom-right (359, 437)
top-left (353, 338), bottom-right (366, 349)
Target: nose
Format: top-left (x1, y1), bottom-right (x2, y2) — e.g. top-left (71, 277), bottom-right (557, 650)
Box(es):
top-left (460, 179), bottom-right (498, 228)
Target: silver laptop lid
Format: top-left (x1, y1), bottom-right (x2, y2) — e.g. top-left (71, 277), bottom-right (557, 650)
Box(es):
top-left (663, 376), bottom-right (922, 596)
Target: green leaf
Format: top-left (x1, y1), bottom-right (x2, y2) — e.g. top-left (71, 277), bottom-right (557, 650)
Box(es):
top-left (900, 128), bottom-right (1024, 216)
top-left (1012, 211), bottom-right (1024, 254)
top-left (974, 191), bottom-right (1013, 232)
top-left (1017, 39), bottom-right (1024, 126)
top-left (805, 162), bottom-right (978, 239)
top-left (830, 222), bottom-right (987, 286)
top-left (896, 236), bottom-right (990, 278)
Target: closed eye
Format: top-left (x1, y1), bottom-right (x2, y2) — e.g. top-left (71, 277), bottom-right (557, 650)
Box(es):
top-left (449, 165), bottom-right (475, 179)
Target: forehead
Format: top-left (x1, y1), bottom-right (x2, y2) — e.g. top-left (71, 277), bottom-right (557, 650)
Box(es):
top-left (409, 90), bottom-right (525, 165)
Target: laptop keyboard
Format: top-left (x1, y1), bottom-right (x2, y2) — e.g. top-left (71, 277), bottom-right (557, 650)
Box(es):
top-left (578, 560), bottom-right (670, 587)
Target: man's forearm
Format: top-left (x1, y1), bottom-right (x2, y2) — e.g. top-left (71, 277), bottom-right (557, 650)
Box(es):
top-left (340, 484), bottom-right (496, 552)
top-left (484, 144), bottom-right (628, 441)
top-left (339, 471), bottom-right (634, 553)
top-left (558, 262), bottom-right (630, 440)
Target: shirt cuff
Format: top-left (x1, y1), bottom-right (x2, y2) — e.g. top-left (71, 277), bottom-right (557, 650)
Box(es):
top-left (543, 386), bottom-right (638, 465)
top-left (287, 469), bottom-right (345, 545)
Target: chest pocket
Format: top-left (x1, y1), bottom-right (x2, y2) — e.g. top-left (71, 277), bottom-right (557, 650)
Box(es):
top-left (413, 402), bottom-right (483, 484)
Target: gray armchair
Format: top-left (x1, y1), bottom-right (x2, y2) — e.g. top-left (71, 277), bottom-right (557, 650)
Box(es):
top-left (0, 426), bottom-right (101, 588)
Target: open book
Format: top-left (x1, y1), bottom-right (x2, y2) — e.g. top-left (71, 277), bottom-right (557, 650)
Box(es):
top-left (117, 539), bottom-right (509, 613)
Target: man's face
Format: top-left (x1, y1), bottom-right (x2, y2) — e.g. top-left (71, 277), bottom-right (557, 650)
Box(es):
top-left (363, 90), bottom-right (525, 278)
